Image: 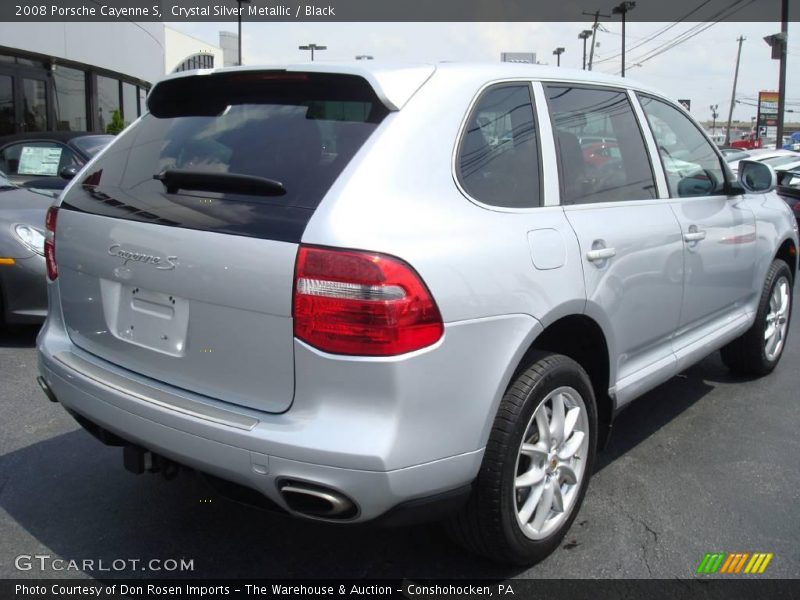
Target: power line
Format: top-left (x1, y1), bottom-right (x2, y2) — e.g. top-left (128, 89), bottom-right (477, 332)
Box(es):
top-left (594, 0), bottom-right (714, 65)
top-left (614, 0), bottom-right (755, 74)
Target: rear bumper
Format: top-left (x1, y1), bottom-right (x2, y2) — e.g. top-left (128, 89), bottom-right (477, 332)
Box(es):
top-left (0, 254), bottom-right (47, 324)
top-left (37, 284), bottom-right (542, 522)
top-left (39, 353), bottom-right (479, 521)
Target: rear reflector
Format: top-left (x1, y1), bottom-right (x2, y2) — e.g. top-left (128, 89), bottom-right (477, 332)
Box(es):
top-left (293, 246), bottom-right (443, 356)
top-left (45, 206), bottom-right (58, 281)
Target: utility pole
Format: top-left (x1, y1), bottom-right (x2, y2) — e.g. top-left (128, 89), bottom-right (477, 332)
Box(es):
top-left (583, 10), bottom-right (611, 71)
top-left (776, 0), bottom-right (788, 149)
top-left (724, 36), bottom-right (745, 146)
top-left (553, 47), bottom-right (565, 67)
top-left (578, 30), bottom-right (592, 70)
top-left (612, 1), bottom-right (636, 77)
top-left (299, 43), bottom-right (327, 61)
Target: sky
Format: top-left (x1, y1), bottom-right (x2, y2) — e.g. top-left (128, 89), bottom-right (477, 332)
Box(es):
top-left (170, 20), bottom-right (799, 123)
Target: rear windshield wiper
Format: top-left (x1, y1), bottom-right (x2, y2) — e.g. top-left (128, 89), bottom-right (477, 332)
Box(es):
top-left (154, 169), bottom-right (286, 197)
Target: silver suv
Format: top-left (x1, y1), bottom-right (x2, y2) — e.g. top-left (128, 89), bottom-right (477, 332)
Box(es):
top-left (37, 63), bottom-right (798, 565)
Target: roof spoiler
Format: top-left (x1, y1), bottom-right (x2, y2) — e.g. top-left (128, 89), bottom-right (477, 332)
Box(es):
top-left (148, 63), bottom-right (436, 113)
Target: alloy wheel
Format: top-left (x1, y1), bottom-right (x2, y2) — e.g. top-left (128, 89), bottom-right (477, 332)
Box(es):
top-left (513, 386), bottom-right (590, 540)
top-left (764, 275), bottom-right (791, 362)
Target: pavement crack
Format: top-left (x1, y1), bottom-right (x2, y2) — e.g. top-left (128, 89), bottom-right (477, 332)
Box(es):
top-left (619, 507), bottom-right (661, 576)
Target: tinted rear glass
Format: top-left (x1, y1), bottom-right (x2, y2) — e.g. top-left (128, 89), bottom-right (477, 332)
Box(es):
top-left (71, 135), bottom-right (114, 157)
top-left (60, 72), bottom-right (389, 242)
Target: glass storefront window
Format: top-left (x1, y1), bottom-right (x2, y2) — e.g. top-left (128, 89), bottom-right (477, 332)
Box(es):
top-left (122, 81), bottom-right (137, 126)
top-left (53, 65), bottom-right (87, 131)
top-left (0, 75), bottom-right (14, 135)
top-left (22, 78), bottom-right (47, 132)
top-left (96, 74), bottom-right (120, 133)
top-left (138, 87), bottom-right (148, 116)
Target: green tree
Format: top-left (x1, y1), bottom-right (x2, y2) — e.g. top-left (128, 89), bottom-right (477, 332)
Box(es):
top-left (105, 109), bottom-right (125, 135)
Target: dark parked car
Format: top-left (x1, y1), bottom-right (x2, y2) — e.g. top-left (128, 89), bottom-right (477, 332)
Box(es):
top-left (0, 169), bottom-right (51, 326)
top-left (0, 132), bottom-right (113, 196)
top-left (776, 168), bottom-right (800, 225)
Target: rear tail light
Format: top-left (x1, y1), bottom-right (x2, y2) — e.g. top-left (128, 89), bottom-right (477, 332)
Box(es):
top-left (44, 206), bottom-right (58, 281)
top-left (293, 246), bottom-right (443, 356)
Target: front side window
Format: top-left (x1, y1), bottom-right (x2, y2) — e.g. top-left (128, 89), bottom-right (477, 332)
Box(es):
top-left (457, 84), bottom-right (541, 208)
top-left (638, 94), bottom-right (726, 197)
top-left (0, 142), bottom-right (80, 177)
top-left (546, 85), bottom-right (656, 205)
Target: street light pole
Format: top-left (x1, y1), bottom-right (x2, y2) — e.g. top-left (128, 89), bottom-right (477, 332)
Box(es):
top-left (553, 47), bottom-right (565, 67)
top-left (612, 1), bottom-right (636, 77)
top-left (299, 43), bottom-right (327, 61)
top-left (578, 30), bottom-right (592, 70)
top-left (710, 104), bottom-right (719, 137)
top-left (236, 0), bottom-right (251, 66)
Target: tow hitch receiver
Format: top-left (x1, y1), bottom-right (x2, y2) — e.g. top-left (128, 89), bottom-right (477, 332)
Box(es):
top-left (123, 445), bottom-right (179, 479)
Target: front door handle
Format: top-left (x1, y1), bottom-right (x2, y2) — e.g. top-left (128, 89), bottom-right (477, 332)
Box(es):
top-left (586, 247), bottom-right (616, 262)
top-left (684, 227), bottom-right (707, 243)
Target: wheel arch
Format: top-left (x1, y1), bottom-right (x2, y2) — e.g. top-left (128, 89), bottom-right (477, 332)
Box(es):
top-left (509, 313), bottom-right (615, 448)
top-left (774, 237), bottom-right (797, 279)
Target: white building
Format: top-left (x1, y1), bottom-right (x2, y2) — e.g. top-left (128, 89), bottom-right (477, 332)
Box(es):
top-left (164, 26), bottom-right (225, 75)
top-left (0, 23), bottom-right (229, 135)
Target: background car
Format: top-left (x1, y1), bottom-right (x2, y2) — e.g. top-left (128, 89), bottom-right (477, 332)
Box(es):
top-left (782, 132), bottom-right (800, 151)
top-left (0, 132), bottom-right (113, 196)
top-left (0, 169), bottom-right (51, 327)
top-left (726, 148), bottom-right (799, 174)
top-left (776, 168), bottom-right (800, 226)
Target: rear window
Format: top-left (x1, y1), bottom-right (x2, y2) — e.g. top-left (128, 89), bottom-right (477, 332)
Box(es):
top-left (71, 135), bottom-right (114, 157)
top-left (60, 72), bottom-right (390, 242)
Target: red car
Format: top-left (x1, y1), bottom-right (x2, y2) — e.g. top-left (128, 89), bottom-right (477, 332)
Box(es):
top-left (582, 141), bottom-right (621, 167)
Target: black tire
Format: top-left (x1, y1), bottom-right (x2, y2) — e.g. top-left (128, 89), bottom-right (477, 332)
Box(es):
top-left (721, 259), bottom-right (793, 376)
top-left (445, 352), bottom-right (597, 565)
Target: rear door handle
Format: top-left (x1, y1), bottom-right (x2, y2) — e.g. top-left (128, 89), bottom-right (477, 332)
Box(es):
top-left (586, 247), bottom-right (616, 261)
top-left (683, 228), bottom-right (707, 242)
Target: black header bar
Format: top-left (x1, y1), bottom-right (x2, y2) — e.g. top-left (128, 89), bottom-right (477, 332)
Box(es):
top-left (1, 0), bottom-right (792, 23)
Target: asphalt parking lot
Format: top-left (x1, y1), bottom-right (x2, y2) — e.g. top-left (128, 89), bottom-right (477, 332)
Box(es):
top-left (1, 301), bottom-right (798, 581)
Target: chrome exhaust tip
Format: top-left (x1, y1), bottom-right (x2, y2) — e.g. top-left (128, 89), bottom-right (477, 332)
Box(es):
top-left (36, 376), bottom-right (58, 403)
top-left (279, 480), bottom-right (357, 520)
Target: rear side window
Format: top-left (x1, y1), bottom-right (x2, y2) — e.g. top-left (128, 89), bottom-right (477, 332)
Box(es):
top-left (60, 72), bottom-right (389, 242)
top-left (457, 84), bottom-right (541, 208)
top-left (546, 85), bottom-right (657, 205)
top-left (637, 94), bottom-right (726, 197)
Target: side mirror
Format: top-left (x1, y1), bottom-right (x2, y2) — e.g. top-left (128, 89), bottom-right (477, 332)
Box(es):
top-left (738, 160), bottom-right (776, 193)
top-left (59, 166), bottom-right (79, 181)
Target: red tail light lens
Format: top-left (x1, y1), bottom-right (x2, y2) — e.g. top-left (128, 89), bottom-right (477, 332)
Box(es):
top-left (44, 206), bottom-right (58, 281)
top-left (293, 246), bottom-right (444, 356)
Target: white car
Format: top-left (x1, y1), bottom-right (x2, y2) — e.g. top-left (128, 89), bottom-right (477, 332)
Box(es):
top-left (728, 148), bottom-right (800, 174)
